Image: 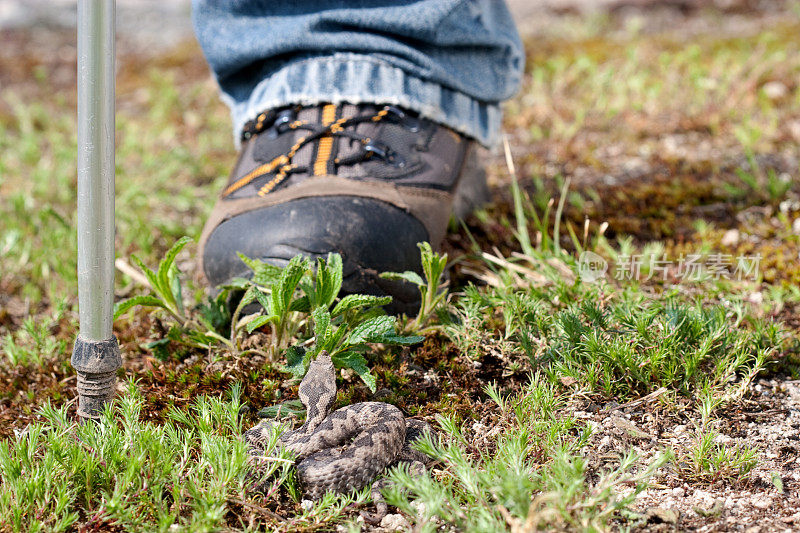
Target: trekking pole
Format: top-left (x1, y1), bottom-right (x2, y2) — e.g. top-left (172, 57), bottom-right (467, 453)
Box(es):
top-left (72, 0), bottom-right (122, 419)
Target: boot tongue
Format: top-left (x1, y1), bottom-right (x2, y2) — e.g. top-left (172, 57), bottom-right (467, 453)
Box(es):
top-left (334, 103), bottom-right (383, 179)
top-left (289, 103), bottom-right (381, 180)
top-left (243, 103), bottom-right (393, 192)
top-left (285, 105), bottom-right (318, 173)
top-left (249, 106), bottom-right (325, 171)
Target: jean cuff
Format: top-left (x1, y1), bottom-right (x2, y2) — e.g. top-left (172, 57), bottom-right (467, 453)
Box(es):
top-left (228, 53), bottom-right (502, 148)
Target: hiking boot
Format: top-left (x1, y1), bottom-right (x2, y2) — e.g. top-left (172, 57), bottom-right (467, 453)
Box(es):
top-left (199, 103), bottom-right (488, 314)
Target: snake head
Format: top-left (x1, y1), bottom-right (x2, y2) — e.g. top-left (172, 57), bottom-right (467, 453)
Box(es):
top-left (298, 350), bottom-right (337, 429)
top-left (312, 350), bottom-right (334, 370)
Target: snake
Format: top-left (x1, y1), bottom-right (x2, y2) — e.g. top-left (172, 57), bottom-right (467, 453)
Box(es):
top-left (244, 351), bottom-right (436, 521)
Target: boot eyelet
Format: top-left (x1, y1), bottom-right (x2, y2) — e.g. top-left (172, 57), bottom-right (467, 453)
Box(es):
top-left (385, 105), bottom-right (420, 132)
top-left (273, 110), bottom-right (296, 134)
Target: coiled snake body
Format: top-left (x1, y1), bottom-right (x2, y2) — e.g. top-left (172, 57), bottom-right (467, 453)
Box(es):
top-left (244, 351), bottom-right (434, 515)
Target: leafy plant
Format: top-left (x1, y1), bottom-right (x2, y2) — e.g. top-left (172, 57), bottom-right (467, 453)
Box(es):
top-left (113, 236), bottom-right (231, 358)
top-left (236, 254), bottom-right (312, 355)
top-left (114, 236), bottom-right (192, 324)
top-left (381, 242), bottom-right (449, 332)
top-left (308, 307), bottom-right (423, 392)
top-left (240, 252), bottom-right (423, 392)
top-left (112, 237), bottom-right (424, 386)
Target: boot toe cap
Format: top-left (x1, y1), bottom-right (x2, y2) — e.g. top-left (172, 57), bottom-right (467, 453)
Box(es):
top-left (202, 196), bottom-right (429, 311)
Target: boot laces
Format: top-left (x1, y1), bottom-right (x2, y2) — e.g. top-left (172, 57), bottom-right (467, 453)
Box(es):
top-left (225, 105), bottom-right (417, 198)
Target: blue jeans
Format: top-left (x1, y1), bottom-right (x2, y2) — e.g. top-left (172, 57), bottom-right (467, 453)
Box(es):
top-left (192, 1), bottom-right (524, 147)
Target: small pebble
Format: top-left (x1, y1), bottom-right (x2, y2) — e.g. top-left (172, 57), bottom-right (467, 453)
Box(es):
top-left (410, 500), bottom-right (427, 516)
top-left (721, 229), bottom-right (740, 246)
top-left (694, 489), bottom-right (714, 507)
top-left (762, 81), bottom-right (788, 100)
top-left (713, 433), bottom-right (733, 445)
top-left (748, 292), bottom-right (763, 305)
top-left (672, 487), bottom-right (685, 498)
top-left (752, 496), bottom-right (772, 510)
top-left (381, 513), bottom-right (411, 531)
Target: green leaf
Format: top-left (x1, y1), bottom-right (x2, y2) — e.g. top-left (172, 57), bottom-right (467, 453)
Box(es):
top-left (185, 329), bottom-right (227, 349)
top-left (380, 270), bottom-right (424, 287)
top-left (331, 294), bottom-right (392, 317)
top-left (168, 263), bottom-right (183, 315)
top-left (166, 325), bottom-right (184, 342)
top-left (325, 325), bottom-right (349, 353)
top-left (237, 252), bottom-right (262, 272)
top-left (347, 315), bottom-right (396, 345)
top-left (156, 236), bottom-right (192, 304)
top-left (253, 289), bottom-right (273, 315)
top-left (312, 307), bottom-right (332, 347)
top-left (332, 350), bottom-right (377, 392)
top-left (418, 241), bottom-right (447, 289)
top-left (130, 255), bottom-right (160, 296)
top-left (273, 256), bottom-right (308, 317)
top-left (245, 314), bottom-right (277, 333)
top-left (237, 253), bottom-right (283, 286)
top-left (316, 253), bottom-right (343, 308)
top-left (239, 286), bottom-right (258, 309)
top-left (289, 296), bottom-right (311, 313)
top-left (113, 295), bottom-right (166, 320)
top-left (300, 278), bottom-right (317, 308)
top-left (144, 338), bottom-right (171, 361)
top-left (285, 345), bottom-right (306, 368)
top-left (223, 277), bottom-right (252, 291)
top-left (285, 345), bottom-right (308, 378)
top-left (327, 253), bottom-right (343, 303)
top-left (198, 293), bottom-right (231, 335)
top-left (258, 399), bottom-right (305, 420)
top-left (372, 334), bottom-right (425, 346)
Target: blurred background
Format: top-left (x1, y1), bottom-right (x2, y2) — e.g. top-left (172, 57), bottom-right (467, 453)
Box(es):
top-left (3, 0), bottom-right (799, 298)
top-left (3, 0), bottom-right (800, 319)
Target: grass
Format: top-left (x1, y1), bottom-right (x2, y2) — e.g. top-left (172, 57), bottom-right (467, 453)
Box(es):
top-left (3, 5), bottom-right (800, 531)
top-left (383, 377), bottom-right (669, 532)
top-left (678, 427), bottom-right (759, 485)
top-left (1, 382), bottom-right (289, 532)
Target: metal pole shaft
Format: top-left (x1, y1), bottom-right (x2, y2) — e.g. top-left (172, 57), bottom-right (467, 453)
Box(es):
top-left (77, 0), bottom-right (115, 337)
top-left (73, 0), bottom-right (121, 419)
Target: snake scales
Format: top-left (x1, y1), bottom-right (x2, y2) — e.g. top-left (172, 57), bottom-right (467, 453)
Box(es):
top-left (244, 351), bottom-right (435, 519)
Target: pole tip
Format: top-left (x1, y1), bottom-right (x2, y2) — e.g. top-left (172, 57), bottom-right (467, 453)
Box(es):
top-left (71, 335), bottom-right (122, 419)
